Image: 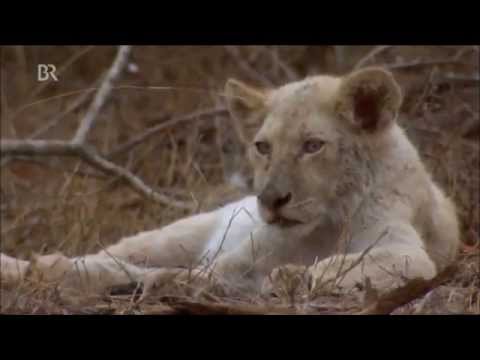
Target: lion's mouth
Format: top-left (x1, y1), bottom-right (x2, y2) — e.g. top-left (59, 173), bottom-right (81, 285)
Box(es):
top-left (258, 201), bottom-right (304, 227)
top-left (266, 215), bottom-right (304, 228)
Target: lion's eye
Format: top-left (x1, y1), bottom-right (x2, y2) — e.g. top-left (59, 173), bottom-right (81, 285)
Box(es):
top-left (303, 139), bottom-right (325, 154)
top-left (254, 141), bottom-right (271, 155)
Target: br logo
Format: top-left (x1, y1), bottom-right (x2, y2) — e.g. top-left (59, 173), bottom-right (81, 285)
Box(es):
top-left (37, 64), bottom-right (58, 82)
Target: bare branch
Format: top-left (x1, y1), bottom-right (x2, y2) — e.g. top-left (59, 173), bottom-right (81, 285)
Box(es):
top-left (260, 46), bottom-right (299, 81)
top-left (0, 140), bottom-right (194, 210)
top-left (224, 46), bottom-right (274, 87)
top-left (353, 45), bottom-right (394, 70)
top-left (78, 147), bottom-right (194, 209)
top-left (354, 45), bottom-right (469, 72)
top-left (27, 46), bottom-right (95, 105)
top-left (435, 74), bottom-right (480, 85)
top-left (73, 46), bottom-right (131, 144)
top-left (0, 45), bottom-right (196, 210)
top-left (31, 87), bottom-right (95, 140)
top-left (358, 265), bottom-right (457, 315)
top-left (0, 46), bottom-right (127, 166)
top-left (107, 107), bottom-right (226, 159)
top-left (162, 297), bottom-right (299, 315)
top-left (1, 140), bottom-right (79, 157)
top-left (0, 91), bottom-right (94, 167)
top-left (382, 58), bottom-right (461, 70)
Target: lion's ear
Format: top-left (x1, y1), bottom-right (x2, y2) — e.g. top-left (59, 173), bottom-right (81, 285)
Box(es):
top-left (335, 67), bottom-right (402, 133)
top-left (225, 78), bottom-right (270, 144)
top-left (225, 78), bottom-right (268, 118)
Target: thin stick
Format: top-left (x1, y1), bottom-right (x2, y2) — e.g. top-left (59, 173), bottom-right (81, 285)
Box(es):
top-left (73, 46), bottom-right (131, 144)
top-left (163, 297), bottom-right (298, 315)
top-left (382, 58), bottom-right (461, 70)
top-left (261, 46), bottom-right (299, 81)
top-left (1, 140), bottom-right (79, 156)
top-left (78, 146), bottom-right (193, 209)
top-left (358, 265), bottom-right (457, 315)
top-left (0, 46), bottom-right (194, 210)
top-left (0, 142), bottom-right (193, 210)
top-left (224, 46), bottom-right (274, 87)
top-left (353, 45), bottom-right (394, 70)
top-left (107, 107), bottom-right (226, 159)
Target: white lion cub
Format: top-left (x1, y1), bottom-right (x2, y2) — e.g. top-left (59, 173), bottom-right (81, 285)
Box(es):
top-left (1, 67), bottom-right (460, 298)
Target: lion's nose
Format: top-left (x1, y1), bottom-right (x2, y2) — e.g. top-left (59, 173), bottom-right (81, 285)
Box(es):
top-left (258, 187), bottom-right (292, 210)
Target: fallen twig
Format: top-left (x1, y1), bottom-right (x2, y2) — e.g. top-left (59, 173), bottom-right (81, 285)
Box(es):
top-left (162, 297), bottom-right (299, 315)
top-left (358, 264), bottom-right (458, 315)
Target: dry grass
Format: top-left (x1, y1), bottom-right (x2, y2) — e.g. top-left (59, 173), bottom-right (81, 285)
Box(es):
top-left (1, 45), bottom-right (478, 314)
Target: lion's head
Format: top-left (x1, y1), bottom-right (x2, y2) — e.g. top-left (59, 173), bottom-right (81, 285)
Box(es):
top-left (225, 67), bottom-right (403, 228)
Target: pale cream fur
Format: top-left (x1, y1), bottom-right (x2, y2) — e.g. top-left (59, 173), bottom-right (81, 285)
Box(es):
top-left (1, 67), bottom-right (460, 299)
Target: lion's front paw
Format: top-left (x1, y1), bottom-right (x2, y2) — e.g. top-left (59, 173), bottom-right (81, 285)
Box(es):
top-left (262, 264), bottom-right (312, 300)
top-left (140, 268), bottom-right (185, 298)
top-left (28, 252), bottom-right (73, 283)
top-left (0, 254), bottom-right (30, 286)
